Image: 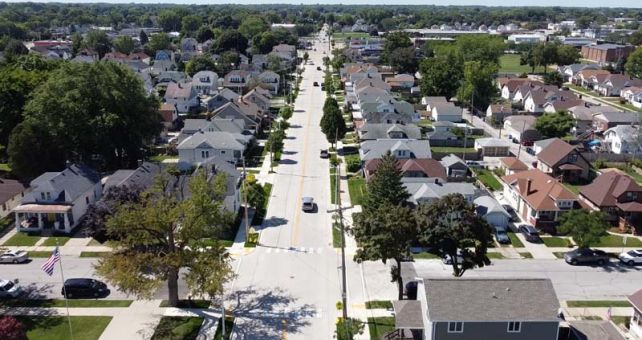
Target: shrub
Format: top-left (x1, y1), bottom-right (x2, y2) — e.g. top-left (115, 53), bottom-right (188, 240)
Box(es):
top-left (0, 316), bottom-right (27, 340)
top-left (335, 317), bottom-right (364, 340)
top-left (593, 159), bottom-right (606, 169)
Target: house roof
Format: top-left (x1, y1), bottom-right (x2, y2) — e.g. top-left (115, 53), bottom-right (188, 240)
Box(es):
top-left (423, 278), bottom-right (560, 322)
top-left (604, 124), bottom-right (639, 143)
top-left (628, 288), bottom-right (642, 311)
top-left (568, 320), bottom-right (626, 340)
top-left (215, 88), bottom-right (240, 101)
top-left (545, 98), bottom-right (585, 111)
top-left (0, 178), bottom-right (28, 204)
top-left (537, 138), bottom-right (577, 166)
top-left (432, 103), bottom-right (462, 116)
top-left (176, 131), bottom-right (246, 151)
top-left (360, 139), bottom-right (432, 161)
top-left (505, 115), bottom-right (537, 131)
top-left (393, 301), bottom-right (423, 329)
top-left (359, 123), bottom-right (421, 140)
top-left (29, 164), bottom-right (100, 203)
top-left (103, 162), bottom-right (161, 192)
top-left (568, 105), bottom-right (596, 121)
top-left (475, 137), bottom-right (511, 148)
top-left (577, 69), bottom-right (611, 79)
top-left (404, 179), bottom-right (477, 204)
top-left (364, 158), bottom-right (446, 180)
top-left (165, 81), bottom-right (194, 100)
top-left (426, 130), bottom-right (457, 141)
top-left (580, 171), bottom-right (642, 207)
top-left (502, 169), bottom-right (577, 211)
top-left (500, 157), bottom-right (528, 171)
top-left (474, 195), bottom-right (510, 217)
top-left (440, 154), bottom-right (466, 168)
top-left (595, 111), bottom-right (640, 124)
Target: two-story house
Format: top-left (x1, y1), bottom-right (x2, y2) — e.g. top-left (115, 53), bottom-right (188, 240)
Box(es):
top-left (0, 179), bottom-right (29, 219)
top-left (359, 139), bottom-right (432, 162)
top-left (357, 123), bottom-right (421, 141)
top-left (604, 124), bottom-right (641, 155)
top-left (537, 138), bottom-right (591, 183)
top-left (223, 70), bottom-right (252, 94)
top-left (176, 130), bottom-right (251, 169)
top-left (14, 163), bottom-right (102, 234)
top-left (580, 171), bottom-right (642, 232)
top-left (363, 159), bottom-right (446, 181)
top-left (192, 71), bottom-right (218, 95)
top-left (630, 289), bottom-right (642, 340)
top-left (592, 111), bottom-right (640, 133)
top-left (391, 278), bottom-right (560, 340)
top-left (257, 70), bottom-right (280, 95)
top-left (164, 81), bottom-right (199, 114)
top-left (203, 88), bottom-right (240, 112)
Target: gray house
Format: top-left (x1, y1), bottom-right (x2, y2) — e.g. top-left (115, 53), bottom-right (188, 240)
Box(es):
top-left (440, 154), bottom-right (469, 178)
top-left (392, 278), bottom-right (560, 340)
top-left (103, 162), bottom-right (161, 192)
top-left (360, 139), bottom-right (432, 162)
top-left (358, 123), bottom-right (422, 141)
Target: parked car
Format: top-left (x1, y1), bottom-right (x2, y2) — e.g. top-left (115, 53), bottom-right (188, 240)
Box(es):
top-left (619, 249), bottom-right (642, 266)
top-left (313, 81), bottom-right (319, 86)
top-left (302, 197), bottom-right (315, 212)
top-left (501, 204), bottom-right (517, 222)
top-left (565, 248), bottom-right (610, 265)
top-left (0, 280), bottom-right (22, 298)
top-left (320, 149), bottom-right (329, 158)
top-left (518, 224), bottom-right (541, 243)
top-left (316, 66), bottom-right (322, 71)
top-left (465, 160), bottom-right (482, 168)
top-left (0, 250), bottom-right (29, 264)
top-left (61, 278), bottom-right (109, 298)
top-left (494, 226), bottom-right (510, 244)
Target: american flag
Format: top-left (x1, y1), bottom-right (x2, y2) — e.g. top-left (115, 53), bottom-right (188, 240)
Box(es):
top-left (41, 246), bottom-right (60, 276)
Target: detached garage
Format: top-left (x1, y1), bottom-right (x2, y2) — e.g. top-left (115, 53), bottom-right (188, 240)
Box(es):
top-left (474, 195), bottom-right (510, 229)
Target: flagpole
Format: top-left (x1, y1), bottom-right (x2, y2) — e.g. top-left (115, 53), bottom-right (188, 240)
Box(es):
top-left (56, 243), bottom-right (74, 340)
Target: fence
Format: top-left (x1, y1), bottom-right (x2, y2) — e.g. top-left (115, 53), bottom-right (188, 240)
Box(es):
top-left (581, 152), bottom-right (636, 163)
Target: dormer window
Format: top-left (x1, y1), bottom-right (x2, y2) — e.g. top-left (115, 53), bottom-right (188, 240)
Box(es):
top-left (41, 192), bottom-right (46, 200)
top-left (567, 154), bottom-right (578, 162)
top-left (46, 192), bottom-right (51, 200)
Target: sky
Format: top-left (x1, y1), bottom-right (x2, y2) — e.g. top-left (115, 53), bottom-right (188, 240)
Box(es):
top-left (3, 0), bottom-right (642, 8)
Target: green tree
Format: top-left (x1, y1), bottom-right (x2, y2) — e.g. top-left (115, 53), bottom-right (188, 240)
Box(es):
top-left (351, 203), bottom-right (416, 300)
top-left (85, 30), bottom-right (112, 59)
top-left (558, 210), bottom-right (607, 249)
top-left (456, 35), bottom-right (505, 65)
top-left (72, 32), bottom-right (84, 54)
top-left (520, 48), bottom-right (538, 73)
top-left (535, 111), bottom-right (575, 138)
top-left (211, 29), bottom-right (248, 54)
top-left (388, 46), bottom-right (418, 74)
top-left (139, 30), bottom-right (149, 45)
top-left (556, 45), bottom-right (581, 66)
top-left (335, 317), bottom-right (365, 340)
top-left (320, 97), bottom-right (347, 147)
top-left (181, 15), bottom-right (200, 34)
top-left (253, 31), bottom-right (278, 54)
top-left (95, 170), bottom-right (235, 307)
top-left (238, 15), bottom-right (269, 40)
top-left (241, 175), bottom-right (266, 211)
top-left (381, 31), bottom-right (413, 63)
top-left (3, 39), bottom-right (28, 60)
top-left (363, 151), bottom-right (410, 210)
top-left (416, 194), bottom-right (493, 277)
top-left (625, 47), bottom-right (642, 79)
top-left (544, 72), bottom-right (564, 87)
top-left (7, 120), bottom-right (63, 179)
top-left (196, 26), bottom-right (214, 43)
top-left (112, 35), bottom-right (135, 54)
top-left (185, 54), bottom-right (217, 76)
top-left (533, 43), bottom-right (558, 73)
top-left (419, 50), bottom-right (463, 100)
top-left (158, 10), bottom-right (181, 32)
top-left (457, 61), bottom-right (498, 111)
top-left (9, 62), bottom-right (161, 178)
top-left (145, 33), bottom-right (171, 56)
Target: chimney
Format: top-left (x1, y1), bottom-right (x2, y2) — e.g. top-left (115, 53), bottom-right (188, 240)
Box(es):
top-left (526, 179), bottom-right (532, 194)
top-left (65, 160), bottom-right (72, 168)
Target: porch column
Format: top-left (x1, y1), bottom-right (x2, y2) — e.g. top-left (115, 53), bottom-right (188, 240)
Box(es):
top-left (64, 213), bottom-right (71, 233)
top-left (37, 213), bottom-right (43, 228)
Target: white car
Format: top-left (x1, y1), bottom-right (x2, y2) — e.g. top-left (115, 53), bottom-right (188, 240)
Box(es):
top-left (0, 280), bottom-right (22, 298)
top-left (0, 250), bottom-right (29, 264)
top-left (619, 249), bottom-right (642, 266)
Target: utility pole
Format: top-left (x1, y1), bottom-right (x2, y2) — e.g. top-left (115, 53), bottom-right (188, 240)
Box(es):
top-left (242, 157), bottom-right (249, 240)
top-left (335, 129), bottom-right (348, 322)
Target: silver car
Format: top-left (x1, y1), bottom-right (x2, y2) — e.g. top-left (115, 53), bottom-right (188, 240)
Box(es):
top-left (0, 280), bottom-right (22, 298)
top-left (302, 197), bottom-right (314, 212)
top-left (0, 250), bottom-right (29, 264)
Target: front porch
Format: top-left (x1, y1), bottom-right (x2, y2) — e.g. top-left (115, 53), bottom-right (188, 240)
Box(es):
top-left (556, 164), bottom-right (585, 184)
top-left (13, 204), bottom-right (75, 235)
top-left (616, 205), bottom-right (642, 235)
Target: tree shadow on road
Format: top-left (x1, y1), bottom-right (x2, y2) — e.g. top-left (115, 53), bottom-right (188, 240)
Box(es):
top-left (226, 286), bottom-right (315, 339)
top-left (19, 282), bottom-right (56, 300)
top-left (278, 159), bottom-right (298, 165)
top-left (260, 217), bottom-right (289, 230)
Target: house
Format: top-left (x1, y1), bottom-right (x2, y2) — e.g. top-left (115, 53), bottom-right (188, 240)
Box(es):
top-left (357, 123), bottom-right (421, 141)
top-left (621, 87), bottom-right (642, 109)
top-left (558, 63), bottom-right (601, 82)
top-left (537, 138), bottom-right (590, 183)
top-left (543, 98), bottom-right (585, 113)
top-left (426, 130), bottom-right (458, 143)
top-left (359, 139), bottom-right (432, 162)
top-left (159, 103), bottom-right (178, 131)
top-left (271, 44), bottom-right (296, 58)
top-left (212, 100), bottom-right (263, 134)
top-left (403, 178), bottom-right (478, 205)
top-left (364, 158), bottom-right (445, 181)
top-left (0, 179), bottom-right (29, 219)
top-left (179, 157), bottom-right (242, 213)
top-left (391, 278), bottom-right (560, 340)
top-left (242, 88), bottom-right (272, 112)
top-left (574, 69), bottom-right (611, 89)
top-left (568, 105), bottom-right (597, 135)
top-left (223, 70), bottom-right (252, 94)
top-left (533, 138), bottom-right (558, 155)
top-left (151, 59), bottom-right (176, 74)
top-left (421, 96), bottom-right (448, 112)
top-left (181, 118), bottom-right (250, 137)
top-left (581, 44), bottom-right (636, 64)
top-left (595, 74), bottom-right (642, 97)
top-left (592, 111), bottom-right (640, 133)
top-left (431, 103), bottom-right (462, 122)
top-left (440, 154), bottom-right (469, 178)
top-left (504, 115), bottom-right (540, 143)
top-left (474, 138), bottom-right (511, 157)
top-left (579, 171), bottom-right (642, 231)
top-left (604, 125), bottom-right (642, 155)
top-left (629, 288), bottom-right (642, 340)
top-left (499, 157), bottom-right (528, 175)
top-left (385, 74), bottom-right (414, 89)
top-left (164, 81), bottom-right (199, 114)
top-left (474, 195), bottom-right (511, 228)
top-left (177, 130), bottom-right (250, 169)
top-left (103, 162), bottom-right (161, 193)
top-left (251, 54), bottom-right (268, 70)
top-left (257, 71), bottom-right (280, 95)
top-left (486, 104), bottom-right (512, 123)
top-left (501, 169), bottom-right (580, 231)
top-left (501, 79), bottom-right (538, 101)
top-left (14, 164), bottom-right (102, 234)
top-left (157, 71), bottom-right (187, 84)
top-left (203, 88), bottom-right (239, 112)
top-left (192, 71), bottom-right (218, 95)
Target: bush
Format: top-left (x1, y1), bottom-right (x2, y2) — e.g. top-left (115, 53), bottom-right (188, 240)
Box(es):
top-left (593, 159), bottom-right (606, 169)
top-left (335, 317), bottom-right (364, 340)
top-left (0, 316), bottom-right (27, 340)
top-left (346, 157), bottom-right (361, 173)
top-left (279, 106), bottom-right (293, 121)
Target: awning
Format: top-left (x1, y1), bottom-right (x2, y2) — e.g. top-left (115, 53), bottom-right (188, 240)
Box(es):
top-left (14, 204), bottom-right (72, 213)
top-left (559, 163), bottom-right (583, 171)
top-left (393, 300), bottom-right (424, 329)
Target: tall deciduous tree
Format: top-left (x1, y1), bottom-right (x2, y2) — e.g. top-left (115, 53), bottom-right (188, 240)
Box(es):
top-left (95, 170), bottom-right (235, 307)
top-left (558, 210), bottom-right (607, 249)
top-left (145, 33), bottom-right (171, 56)
top-left (535, 111), bottom-right (575, 138)
top-left (211, 29), bottom-right (248, 54)
top-left (456, 35), bottom-right (505, 65)
top-left (388, 46), bottom-right (418, 74)
top-left (416, 194), bottom-right (493, 277)
top-left (83, 185), bottom-right (144, 242)
top-left (457, 61), bottom-right (498, 111)
top-left (351, 203), bottom-right (416, 300)
top-left (363, 151), bottom-right (410, 210)
top-left (238, 15), bottom-right (269, 40)
top-left (556, 45), bottom-right (581, 66)
top-left (185, 54), bottom-right (217, 76)
top-left (112, 35), bottom-right (135, 54)
top-left (158, 10), bottom-right (181, 32)
top-left (320, 97), bottom-right (347, 147)
top-left (533, 43), bottom-right (558, 73)
top-left (543, 72), bottom-right (564, 87)
top-left (625, 47), bottom-right (642, 79)
top-left (419, 50), bottom-right (463, 100)
top-left (139, 30), bottom-right (149, 45)
top-left (85, 30), bottom-right (112, 59)
top-left (381, 31), bottom-right (413, 64)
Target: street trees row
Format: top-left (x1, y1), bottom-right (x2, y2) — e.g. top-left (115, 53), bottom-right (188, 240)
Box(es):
top-left (320, 96), bottom-right (347, 147)
top-left (351, 153), bottom-right (493, 300)
top-left (520, 43), bottom-right (581, 73)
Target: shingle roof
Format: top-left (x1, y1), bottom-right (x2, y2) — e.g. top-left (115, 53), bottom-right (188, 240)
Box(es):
top-left (596, 111), bottom-right (640, 123)
top-left (177, 131), bottom-right (246, 150)
top-left (537, 138), bottom-right (577, 166)
top-left (165, 81), bottom-right (195, 100)
top-left (404, 180), bottom-right (477, 204)
top-left (29, 164), bottom-right (100, 203)
top-left (501, 169), bottom-right (577, 211)
top-left (424, 278), bottom-right (560, 322)
top-left (568, 320), bottom-right (626, 340)
top-left (629, 288), bottom-right (642, 310)
top-left (364, 158), bottom-right (446, 179)
top-left (440, 154), bottom-right (466, 168)
top-left (103, 162), bottom-right (161, 192)
top-left (500, 157), bottom-right (528, 171)
top-left (580, 171), bottom-right (642, 207)
top-left (360, 139), bottom-right (432, 161)
top-left (359, 123), bottom-right (421, 140)
top-left (0, 178), bottom-right (28, 204)
top-left (474, 195), bottom-right (510, 217)
top-left (475, 137), bottom-right (511, 148)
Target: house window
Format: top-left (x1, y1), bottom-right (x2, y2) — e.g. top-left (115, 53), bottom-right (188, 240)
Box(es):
top-left (41, 192), bottom-right (46, 200)
top-left (507, 322), bottom-right (521, 333)
top-left (448, 322), bottom-right (464, 333)
top-left (201, 150), bottom-right (209, 159)
top-left (85, 197), bottom-right (89, 204)
top-left (46, 192), bottom-right (51, 200)
top-left (567, 154), bottom-right (578, 162)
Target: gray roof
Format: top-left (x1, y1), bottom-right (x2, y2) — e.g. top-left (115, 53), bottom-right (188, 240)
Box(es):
top-left (432, 121), bottom-right (456, 127)
top-left (568, 321), bottom-right (626, 340)
top-left (28, 164), bottom-right (100, 203)
top-left (359, 123), bottom-right (421, 140)
top-left (360, 139), bottom-right (432, 161)
top-left (597, 111), bottom-right (640, 123)
top-left (104, 162), bottom-right (161, 192)
top-left (423, 278), bottom-right (560, 322)
top-left (534, 137), bottom-right (558, 150)
top-left (474, 195), bottom-right (510, 217)
top-left (182, 119), bottom-right (208, 133)
top-left (215, 88), bottom-right (240, 101)
top-left (590, 43), bottom-right (627, 51)
top-left (605, 124), bottom-right (639, 142)
top-left (440, 154), bottom-right (466, 168)
top-left (393, 301), bottom-right (423, 329)
top-left (433, 104), bottom-right (463, 116)
top-left (177, 131), bottom-right (247, 151)
top-left (427, 130), bottom-right (457, 141)
top-left (403, 178), bottom-right (478, 204)
top-left (475, 137), bottom-right (512, 148)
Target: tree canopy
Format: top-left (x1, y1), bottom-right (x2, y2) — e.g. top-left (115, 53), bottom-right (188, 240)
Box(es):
top-left (211, 29), bottom-right (248, 54)
top-left (363, 151), bottom-right (410, 210)
top-left (626, 47), bottom-right (642, 79)
top-left (419, 50), bottom-right (463, 100)
top-left (558, 210), bottom-right (607, 249)
top-left (457, 61), bottom-right (498, 111)
top-left (85, 30), bottom-right (112, 59)
top-left (112, 35), bottom-right (135, 54)
top-left (320, 97), bottom-right (347, 146)
top-left (185, 54), bottom-right (217, 76)
top-left (534, 111), bottom-right (575, 138)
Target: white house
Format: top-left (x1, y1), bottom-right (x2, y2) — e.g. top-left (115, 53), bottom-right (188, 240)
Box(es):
top-left (474, 195), bottom-right (510, 229)
top-left (177, 131), bottom-right (250, 169)
top-left (165, 81), bottom-right (199, 113)
top-left (604, 125), bottom-right (642, 155)
top-left (0, 179), bottom-right (29, 219)
top-left (630, 289), bottom-right (642, 340)
top-left (431, 103), bottom-right (462, 122)
top-left (192, 71), bottom-right (218, 95)
top-left (13, 164), bottom-right (102, 234)
top-left (258, 70), bottom-right (280, 95)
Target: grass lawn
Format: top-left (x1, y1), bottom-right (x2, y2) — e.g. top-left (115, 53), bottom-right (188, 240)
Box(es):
top-left (431, 146), bottom-right (476, 153)
top-left (417, 119), bottom-right (432, 128)
top-left (332, 223), bottom-right (343, 248)
top-left (520, 252), bottom-right (533, 259)
top-left (2, 232), bottom-right (41, 246)
top-left (330, 168), bottom-right (338, 205)
top-left (28, 251), bottom-right (56, 257)
top-left (508, 232), bottom-right (524, 248)
top-left (563, 183), bottom-right (582, 195)
top-left (541, 237), bottom-right (572, 248)
top-left (347, 176), bottom-right (367, 206)
top-left (151, 316), bottom-right (204, 340)
top-left (0, 163), bottom-right (11, 172)
top-left (474, 169), bottom-right (502, 191)
top-left (159, 299), bottom-right (211, 308)
top-left (0, 299), bottom-right (132, 308)
top-left (367, 317), bottom-right (395, 340)
top-left (592, 234), bottom-right (642, 247)
top-left (566, 300), bottom-right (631, 308)
top-left (16, 315), bottom-right (112, 340)
top-left (499, 54), bottom-right (545, 74)
top-left (149, 154), bottom-right (178, 163)
top-left (611, 316), bottom-right (631, 328)
top-left (214, 316), bottom-right (235, 340)
top-left (365, 300), bottom-right (393, 309)
top-left (42, 236), bottom-right (71, 247)
top-left (487, 252), bottom-right (505, 259)
top-left (79, 251), bottom-right (111, 258)
top-left (413, 252), bottom-right (440, 260)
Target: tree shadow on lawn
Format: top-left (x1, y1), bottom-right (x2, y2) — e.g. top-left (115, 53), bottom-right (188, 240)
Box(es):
top-left (226, 286), bottom-right (315, 339)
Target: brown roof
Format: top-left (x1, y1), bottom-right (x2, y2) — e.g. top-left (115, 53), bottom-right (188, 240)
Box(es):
top-left (0, 178), bottom-right (28, 204)
top-left (500, 157), bottom-right (528, 171)
top-left (364, 158), bottom-right (446, 180)
top-left (580, 171), bottom-right (642, 207)
top-left (537, 139), bottom-right (577, 166)
top-left (546, 98), bottom-right (584, 111)
top-left (577, 69), bottom-right (610, 79)
top-left (629, 288), bottom-right (642, 310)
top-left (504, 79), bottom-right (537, 92)
top-left (159, 103), bottom-right (176, 123)
top-left (502, 169), bottom-right (577, 211)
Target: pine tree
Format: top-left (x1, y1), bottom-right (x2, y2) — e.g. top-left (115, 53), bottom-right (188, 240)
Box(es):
top-left (363, 151), bottom-right (410, 210)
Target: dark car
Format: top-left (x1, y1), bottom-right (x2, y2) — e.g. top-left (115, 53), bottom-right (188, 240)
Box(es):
top-left (320, 149), bottom-right (329, 158)
top-left (62, 278), bottom-right (109, 298)
top-left (313, 81), bottom-right (319, 86)
top-left (501, 204), bottom-right (517, 222)
top-left (518, 224), bottom-right (541, 243)
top-left (405, 281), bottom-right (418, 300)
top-left (564, 248), bottom-right (610, 265)
top-left (316, 66), bottom-right (322, 71)
top-left (494, 226), bottom-right (510, 244)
